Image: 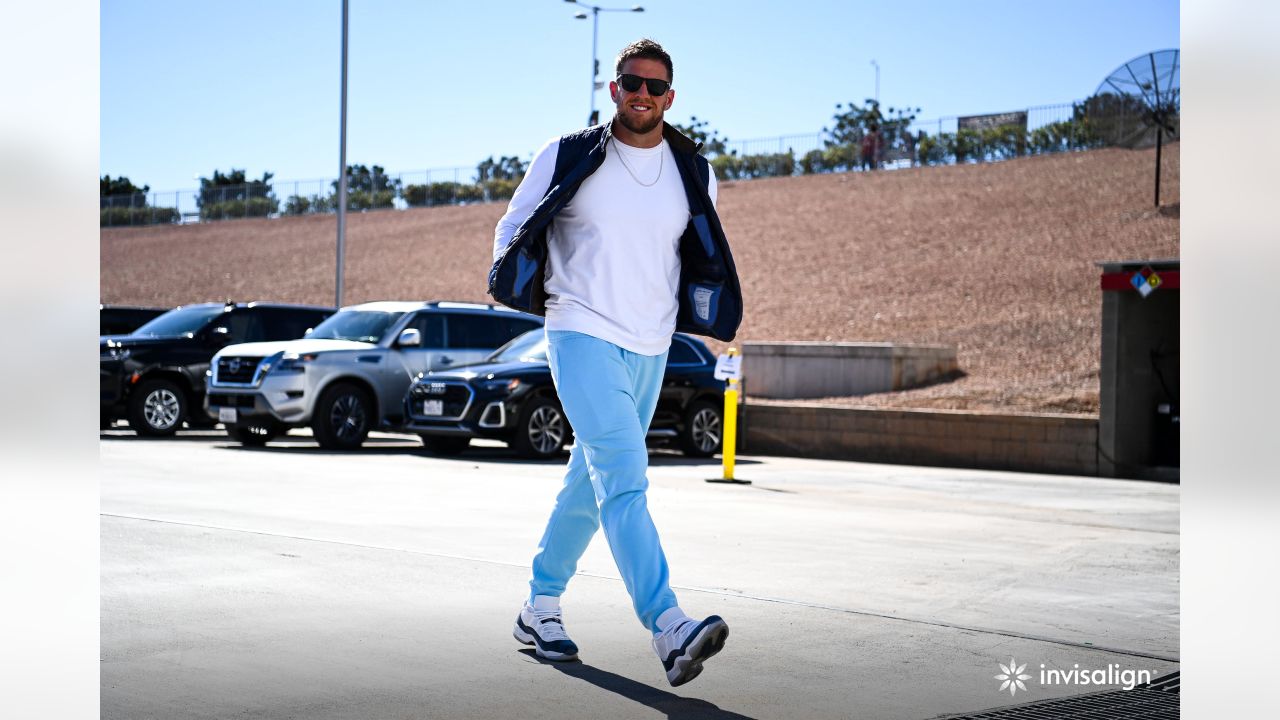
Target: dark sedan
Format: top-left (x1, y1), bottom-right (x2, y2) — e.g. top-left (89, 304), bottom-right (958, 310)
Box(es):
top-left (405, 330), bottom-right (726, 459)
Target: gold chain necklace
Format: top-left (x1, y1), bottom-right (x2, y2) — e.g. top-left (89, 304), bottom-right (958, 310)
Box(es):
top-left (611, 137), bottom-right (663, 187)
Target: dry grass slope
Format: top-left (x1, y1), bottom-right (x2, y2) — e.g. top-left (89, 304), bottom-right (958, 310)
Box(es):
top-left (102, 144), bottom-right (1179, 414)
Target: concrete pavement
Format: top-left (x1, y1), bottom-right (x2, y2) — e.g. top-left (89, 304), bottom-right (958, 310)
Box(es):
top-left (100, 429), bottom-right (1179, 719)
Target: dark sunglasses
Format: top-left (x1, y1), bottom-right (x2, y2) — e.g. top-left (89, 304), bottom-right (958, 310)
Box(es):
top-left (616, 73), bottom-right (671, 96)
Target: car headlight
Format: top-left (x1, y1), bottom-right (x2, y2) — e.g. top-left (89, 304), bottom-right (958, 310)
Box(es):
top-left (268, 351), bottom-right (318, 374)
top-left (480, 378), bottom-right (521, 393)
top-left (100, 346), bottom-right (130, 361)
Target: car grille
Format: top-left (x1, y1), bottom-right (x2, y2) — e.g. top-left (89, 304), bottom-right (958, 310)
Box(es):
top-left (216, 356), bottom-right (261, 384)
top-left (409, 381), bottom-right (472, 419)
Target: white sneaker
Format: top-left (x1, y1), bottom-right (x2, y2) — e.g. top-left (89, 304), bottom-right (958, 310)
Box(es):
top-left (513, 603), bottom-right (579, 661)
top-left (652, 615), bottom-right (729, 686)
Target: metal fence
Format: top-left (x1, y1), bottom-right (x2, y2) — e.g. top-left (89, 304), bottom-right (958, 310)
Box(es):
top-left (99, 166), bottom-right (493, 227)
top-left (102, 99), bottom-right (1170, 227)
top-left (721, 102), bottom-right (1083, 172)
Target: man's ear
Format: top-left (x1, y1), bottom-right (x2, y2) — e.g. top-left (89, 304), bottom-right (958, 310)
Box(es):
top-left (609, 80), bottom-right (619, 102)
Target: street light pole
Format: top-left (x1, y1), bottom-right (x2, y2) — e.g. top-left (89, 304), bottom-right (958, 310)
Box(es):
top-left (590, 6), bottom-right (599, 125)
top-left (336, 0), bottom-right (349, 308)
top-left (564, 0), bottom-right (645, 126)
top-left (871, 59), bottom-right (880, 104)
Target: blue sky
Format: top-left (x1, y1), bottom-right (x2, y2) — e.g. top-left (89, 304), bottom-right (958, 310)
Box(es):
top-left (101, 0), bottom-right (1179, 192)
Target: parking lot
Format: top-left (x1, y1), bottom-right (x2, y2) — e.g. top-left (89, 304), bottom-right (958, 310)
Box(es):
top-left (101, 428), bottom-right (1179, 719)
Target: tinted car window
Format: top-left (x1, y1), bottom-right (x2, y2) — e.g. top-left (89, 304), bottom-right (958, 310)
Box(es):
top-left (100, 307), bottom-right (167, 336)
top-left (132, 305), bottom-right (225, 338)
top-left (219, 311), bottom-right (265, 343)
top-left (309, 310), bottom-right (405, 343)
top-left (408, 313), bottom-right (445, 347)
top-left (446, 314), bottom-right (538, 349)
top-left (668, 337), bottom-right (704, 365)
top-left (260, 308), bottom-right (330, 340)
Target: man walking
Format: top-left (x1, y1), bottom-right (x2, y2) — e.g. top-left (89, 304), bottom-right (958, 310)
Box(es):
top-left (488, 38), bottom-right (743, 687)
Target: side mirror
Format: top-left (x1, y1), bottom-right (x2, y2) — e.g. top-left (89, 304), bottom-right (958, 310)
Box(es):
top-left (208, 326), bottom-right (232, 345)
top-left (397, 328), bottom-right (422, 347)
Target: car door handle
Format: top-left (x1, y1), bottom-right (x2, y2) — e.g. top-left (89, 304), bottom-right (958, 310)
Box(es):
top-left (439, 356), bottom-right (453, 365)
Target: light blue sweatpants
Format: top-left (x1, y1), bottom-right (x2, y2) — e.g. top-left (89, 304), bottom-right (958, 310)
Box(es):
top-left (528, 329), bottom-right (678, 632)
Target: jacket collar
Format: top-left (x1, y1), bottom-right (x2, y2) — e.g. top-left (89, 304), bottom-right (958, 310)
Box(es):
top-left (597, 119), bottom-right (700, 156)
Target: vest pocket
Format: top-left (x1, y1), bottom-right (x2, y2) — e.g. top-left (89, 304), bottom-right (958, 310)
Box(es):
top-left (686, 282), bottom-right (721, 327)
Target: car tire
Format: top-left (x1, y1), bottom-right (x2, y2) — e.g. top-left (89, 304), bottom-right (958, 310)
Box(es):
top-left (420, 435), bottom-right (470, 456)
top-left (311, 382), bottom-right (373, 450)
top-left (229, 422), bottom-right (282, 447)
top-left (127, 378), bottom-right (187, 437)
top-left (678, 400), bottom-right (723, 457)
top-left (512, 396), bottom-right (570, 459)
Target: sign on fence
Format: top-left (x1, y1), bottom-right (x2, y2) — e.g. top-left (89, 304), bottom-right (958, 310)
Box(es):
top-left (958, 111), bottom-right (1028, 132)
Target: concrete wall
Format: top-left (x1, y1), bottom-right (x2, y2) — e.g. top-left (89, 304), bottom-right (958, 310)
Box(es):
top-left (742, 403), bottom-right (1099, 476)
top-left (742, 342), bottom-right (958, 399)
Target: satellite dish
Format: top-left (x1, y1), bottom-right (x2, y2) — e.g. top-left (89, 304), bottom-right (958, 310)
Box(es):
top-left (1089, 49), bottom-right (1179, 207)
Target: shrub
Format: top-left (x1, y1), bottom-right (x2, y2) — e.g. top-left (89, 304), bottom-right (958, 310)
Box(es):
top-left (711, 151), bottom-right (795, 180)
top-left (916, 135), bottom-right (946, 166)
top-left (481, 178), bottom-right (521, 202)
top-left (284, 195), bottom-right (311, 215)
top-left (345, 190), bottom-right (397, 211)
top-left (199, 196), bottom-right (279, 220)
top-left (403, 182), bottom-right (484, 207)
top-left (100, 206), bottom-right (180, 226)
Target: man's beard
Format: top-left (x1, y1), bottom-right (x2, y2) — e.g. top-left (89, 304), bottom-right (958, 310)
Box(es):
top-left (616, 107), bottom-right (663, 135)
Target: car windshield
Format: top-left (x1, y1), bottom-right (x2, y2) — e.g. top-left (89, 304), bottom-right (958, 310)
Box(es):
top-left (130, 305), bottom-right (225, 338)
top-left (307, 310), bottom-right (405, 343)
top-left (487, 328), bottom-right (548, 362)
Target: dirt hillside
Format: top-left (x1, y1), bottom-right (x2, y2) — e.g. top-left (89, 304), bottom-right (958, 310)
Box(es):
top-left (101, 144), bottom-right (1179, 414)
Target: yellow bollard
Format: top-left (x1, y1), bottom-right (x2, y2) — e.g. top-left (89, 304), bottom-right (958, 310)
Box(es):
top-left (723, 378), bottom-right (738, 480)
top-left (708, 347), bottom-right (749, 484)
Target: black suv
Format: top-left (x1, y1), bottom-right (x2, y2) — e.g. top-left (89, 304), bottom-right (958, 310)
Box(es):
top-left (406, 330), bottom-right (727, 459)
top-left (101, 301), bottom-right (334, 435)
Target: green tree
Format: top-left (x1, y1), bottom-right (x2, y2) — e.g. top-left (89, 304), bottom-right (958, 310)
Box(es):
top-left (329, 164), bottom-right (401, 210)
top-left (99, 175), bottom-right (178, 226)
top-left (671, 116), bottom-right (731, 157)
top-left (197, 169), bottom-right (279, 219)
top-left (100, 175), bottom-right (149, 198)
top-left (823, 100), bottom-right (919, 169)
top-left (475, 155), bottom-right (527, 183)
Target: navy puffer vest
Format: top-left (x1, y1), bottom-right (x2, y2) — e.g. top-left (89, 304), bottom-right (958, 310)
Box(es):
top-left (487, 121), bottom-right (743, 342)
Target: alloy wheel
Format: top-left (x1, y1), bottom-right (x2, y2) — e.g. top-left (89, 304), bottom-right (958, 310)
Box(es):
top-left (143, 388), bottom-right (181, 431)
top-left (528, 405), bottom-right (565, 455)
top-left (690, 407), bottom-right (722, 453)
top-left (330, 394), bottom-right (367, 441)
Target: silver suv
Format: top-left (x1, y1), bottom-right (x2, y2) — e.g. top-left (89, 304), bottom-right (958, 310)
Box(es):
top-left (204, 301), bottom-right (542, 449)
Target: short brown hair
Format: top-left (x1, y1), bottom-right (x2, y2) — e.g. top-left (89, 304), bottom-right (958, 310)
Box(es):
top-left (615, 38), bottom-right (673, 82)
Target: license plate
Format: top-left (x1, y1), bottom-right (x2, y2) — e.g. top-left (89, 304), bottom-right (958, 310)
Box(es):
top-left (218, 406), bottom-right (237, 423)
top-left (422, 400), bottom-right (444, 416)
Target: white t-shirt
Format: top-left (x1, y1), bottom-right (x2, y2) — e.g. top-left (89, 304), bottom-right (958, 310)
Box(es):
top-left (493, 133), bottom-right (718, 356)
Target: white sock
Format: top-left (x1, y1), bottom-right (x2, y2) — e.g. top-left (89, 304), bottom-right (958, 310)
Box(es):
top-left (655, 607), bottom-right (690, 635)
top-left (531, 595), bottom-right (561, 612)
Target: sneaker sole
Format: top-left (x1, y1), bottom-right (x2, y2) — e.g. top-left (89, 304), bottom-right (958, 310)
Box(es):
top-left (513, 619), bottom-right (578, 662)
top-left (665, 617), bottom-right (729, 687)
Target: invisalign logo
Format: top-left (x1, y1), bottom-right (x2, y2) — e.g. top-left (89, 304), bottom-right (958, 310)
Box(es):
top-left (994, 658), bottom-right (1032, 697)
